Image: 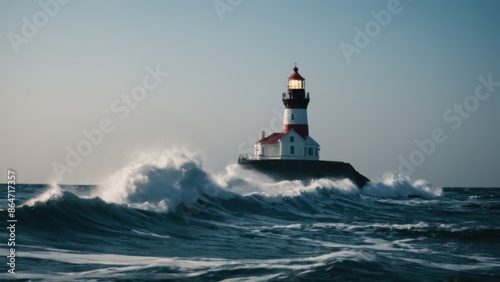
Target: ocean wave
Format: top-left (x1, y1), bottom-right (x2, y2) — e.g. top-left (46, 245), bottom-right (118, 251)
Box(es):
top-left (23, 182), bottom-right (63, 207)
top-left (17, 246), bottom-right (377, 281)
top-left (360, 172), bottom-right (443, 199)
top-left (18, 149), bottom-right (444, 228)
top-left (5, 147), bottom-right (499, 282)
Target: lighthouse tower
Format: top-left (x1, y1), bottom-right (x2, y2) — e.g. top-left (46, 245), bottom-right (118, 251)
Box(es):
top-left (253, 65), bottom-right (320, 160)
top-left (283, 64), bottom-right (309, 138)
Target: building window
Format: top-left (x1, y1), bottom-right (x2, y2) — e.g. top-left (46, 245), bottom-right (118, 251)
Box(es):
top-left (288, 80), bottom-right (303, 89)
top-left (291, 114), bottom-right (295, 120)
top-left (308, 147), bottom-right (313, 156)
top-left (290, 146), bottom-right (295, 155)
top-left (290, 136), bottom-right (294, 142)
top-left (316, 148), bottom-right (318, 156)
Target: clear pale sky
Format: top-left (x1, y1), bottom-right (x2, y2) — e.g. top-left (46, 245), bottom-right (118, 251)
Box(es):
top-left (1, 0), bottom-right (499, 187)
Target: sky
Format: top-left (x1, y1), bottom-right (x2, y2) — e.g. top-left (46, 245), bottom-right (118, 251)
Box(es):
top-left (1, 0), bottom-right (499, 187)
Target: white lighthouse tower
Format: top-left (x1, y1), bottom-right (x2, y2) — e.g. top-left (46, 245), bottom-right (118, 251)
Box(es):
top-left (253, 65), bottom-right (320, 160)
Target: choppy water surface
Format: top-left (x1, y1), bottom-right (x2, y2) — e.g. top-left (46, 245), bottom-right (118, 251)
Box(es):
top-left (1, 150), bottom-right (499, 281)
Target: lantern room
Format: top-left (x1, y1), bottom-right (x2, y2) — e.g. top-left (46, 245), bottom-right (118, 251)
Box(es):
top-left (288, 64), bottom-right (305, 89)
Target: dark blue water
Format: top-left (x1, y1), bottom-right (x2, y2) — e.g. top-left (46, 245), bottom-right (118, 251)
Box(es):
top-left (1, 150), bottom-right (499, 281)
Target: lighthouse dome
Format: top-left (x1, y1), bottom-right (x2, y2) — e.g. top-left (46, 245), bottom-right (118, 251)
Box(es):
top-left (288, 65), bottom-right (305, 90)
top-left (288, 66), bottom-right (305, 81)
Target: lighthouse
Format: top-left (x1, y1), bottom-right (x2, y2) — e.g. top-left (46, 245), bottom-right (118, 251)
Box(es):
top-left (253, 65), bottom-right (320, 160)
top-left (238, 64), bottom-right (370, 187)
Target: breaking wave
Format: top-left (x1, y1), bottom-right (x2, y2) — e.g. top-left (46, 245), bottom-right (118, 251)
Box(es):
top-left (11, 148), bottom-right (499, 281)
top-left (24, 149), bottom-right (442, 216)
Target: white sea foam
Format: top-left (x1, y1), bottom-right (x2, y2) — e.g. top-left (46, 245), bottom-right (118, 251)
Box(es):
top-left (360, 172), bottom-right (442, 199)
top-left (92, 152), bottom-right (442, 212)
top-left (23, 182), bottom-right (63, 206)
top-left (131, 229), bottom-right (171, 239)
top-left (311, 221), bottom-right (431, 232)
top-left (91, 148), bottom-right (225, 212)
top-left (88, 149), bottom-right (364, 212)
top-left (24, 148), bottom-right (442, 212)
top-left (18, 247), bottom-right (374, 280)
top-left (213, 163), bottom-right (358, 198)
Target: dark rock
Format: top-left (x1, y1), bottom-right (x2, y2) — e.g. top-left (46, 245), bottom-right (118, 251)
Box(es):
top-left (238, 159), bottom-right (370, 188)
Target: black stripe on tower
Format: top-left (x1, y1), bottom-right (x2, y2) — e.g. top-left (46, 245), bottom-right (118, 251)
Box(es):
top-left (283, 89), bottom-right (310, 108)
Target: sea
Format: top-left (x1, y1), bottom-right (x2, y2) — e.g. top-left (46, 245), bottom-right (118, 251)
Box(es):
top-left (1, 150), bottom-right (499, 281)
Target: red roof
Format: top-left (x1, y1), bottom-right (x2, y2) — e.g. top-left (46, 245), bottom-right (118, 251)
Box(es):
top-left (257, 133), bottom-right (286, 144)
top-left (257, 129), bottom-right (307, 144)
top-left (288, 66), bottom-right (305, 80)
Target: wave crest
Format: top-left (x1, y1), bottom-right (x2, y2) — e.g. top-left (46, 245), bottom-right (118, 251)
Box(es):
top-left (361, 172), bottom-right (442, 199)
top-left (23, 182), bottom-right (64, 206)
top-left (91, 149), bottom-right (224, 212)
top-left (23, 149), bottom-right (442, 215)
